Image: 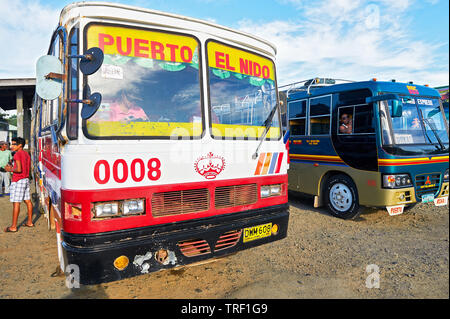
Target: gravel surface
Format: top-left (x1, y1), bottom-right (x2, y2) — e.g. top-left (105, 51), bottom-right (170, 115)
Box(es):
top-left (0, 191), bottom-right (448, 299)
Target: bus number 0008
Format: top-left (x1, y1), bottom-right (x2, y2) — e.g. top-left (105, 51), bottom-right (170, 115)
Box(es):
top-left (94, 158), bottom-right (161, 184)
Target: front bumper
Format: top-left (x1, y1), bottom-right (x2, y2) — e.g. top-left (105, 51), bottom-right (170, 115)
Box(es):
top-left (360, 181), bottom-right (449, 207)
top-left (62, 204), bottom-right (289, 285)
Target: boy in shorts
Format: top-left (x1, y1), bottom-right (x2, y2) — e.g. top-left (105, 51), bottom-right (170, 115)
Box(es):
top-left (3, 137), bottom-right (33, 232)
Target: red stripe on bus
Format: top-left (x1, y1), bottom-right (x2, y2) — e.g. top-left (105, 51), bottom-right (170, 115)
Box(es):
top-left (379, 159), bottom-right (448, 166)
top-left (275, 152), bottom-right (284, 174)
top-left (61, 174), bottom-right (288, 235)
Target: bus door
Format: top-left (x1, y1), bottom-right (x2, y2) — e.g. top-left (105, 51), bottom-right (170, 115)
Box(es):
top-left (332, 89), bottom-right (377, 172)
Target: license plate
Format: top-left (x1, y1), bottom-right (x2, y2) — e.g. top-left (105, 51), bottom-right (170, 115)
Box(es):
top-left (434, 196), bottom-right (448, 206)
top-left (243, 223), bottom-right (272, 243)
top-left (386, 205), bottom-right (404, 216)
top-left (422, 194), bottom-right (435, 203)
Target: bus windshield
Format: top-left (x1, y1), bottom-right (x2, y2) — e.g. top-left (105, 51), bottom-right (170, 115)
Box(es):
top-left (207, 41), bottom-right (280, 140)
top-left (84, 24), bottom-right (202, 138)
top-left (380, 95), bottom-right (449, 149)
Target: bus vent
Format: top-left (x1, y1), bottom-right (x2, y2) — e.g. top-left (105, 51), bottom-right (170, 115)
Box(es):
top-left (214, 230), bottom-right (242, 252)
top-left (215, 184), bottom-right (258, 209)
top-left (178, 239), bottom-right (211, 257)
top-left (152, 188), bottom-right (209, 217)
top-left (415, 174), bottom-right (441, 198)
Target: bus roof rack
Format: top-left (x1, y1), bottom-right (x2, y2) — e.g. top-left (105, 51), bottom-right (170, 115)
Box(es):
top-left (279, 77), bottom-right (355, 97)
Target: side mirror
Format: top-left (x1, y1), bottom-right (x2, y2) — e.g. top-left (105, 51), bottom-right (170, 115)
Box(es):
top-left (391, 99), bottom-right (403, 118)
top-left (366, 94), bottom-right (403, 118)
top-left (73, 47), bottom-right (104, 75)
top-left (66, 47), bottom-right (104, 119)
top-left (36, 55), bottom-right (63, 100)
top-left (80, 93), bottom-right (102, 119)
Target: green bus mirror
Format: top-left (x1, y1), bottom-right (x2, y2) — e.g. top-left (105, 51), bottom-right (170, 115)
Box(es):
top-left (391, 99), bottom-right (403, 118)
top-left (36, 55), bottom-right (63, 100)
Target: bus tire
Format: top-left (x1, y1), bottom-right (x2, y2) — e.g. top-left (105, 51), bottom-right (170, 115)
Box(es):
top-left (324, 174), bottom-right (361, 220)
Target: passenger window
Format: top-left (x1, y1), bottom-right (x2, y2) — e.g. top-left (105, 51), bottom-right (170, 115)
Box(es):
top-left (354, 104), bottom-right (375, 133)
top-left (289, 99), bottom-right (307, 135)
top-left (67, 26), bottom-right (79, 140)
top-left (338, 104), bottom-right (375, 135)
top-left (338, 107), bottom-right (353, 134)
top-left (309, 95), bottom-right (331, 135)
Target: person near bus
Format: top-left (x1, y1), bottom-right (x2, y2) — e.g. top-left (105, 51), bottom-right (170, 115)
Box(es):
top-left (0, 140), bottom-right (12, 196)
top-left (339, 113), bottom-right (353, 134)
top-left (3, 137), bottom-right (34, 233)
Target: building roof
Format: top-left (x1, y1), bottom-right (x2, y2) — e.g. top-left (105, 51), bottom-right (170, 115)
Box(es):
top-left (0, 78), bottom-right (35, 110)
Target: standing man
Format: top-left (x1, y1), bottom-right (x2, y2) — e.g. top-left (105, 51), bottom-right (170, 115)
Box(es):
top-left (3, 137), bottom-right (33, 232)
top-left (0, 141), bottom-right (12, 196)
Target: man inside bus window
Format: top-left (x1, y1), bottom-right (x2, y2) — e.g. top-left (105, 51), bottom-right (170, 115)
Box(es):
top-left (93, 90), bottom-right (149, 122)
top-left (339, 113), bottom-right (353, 134)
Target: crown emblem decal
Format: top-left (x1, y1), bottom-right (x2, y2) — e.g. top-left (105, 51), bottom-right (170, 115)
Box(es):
top-left (194, 152), bottom-right (226, 179)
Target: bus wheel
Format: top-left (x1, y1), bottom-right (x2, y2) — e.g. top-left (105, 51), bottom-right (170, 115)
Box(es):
top-left (325, 174), bottom-right (360, 220)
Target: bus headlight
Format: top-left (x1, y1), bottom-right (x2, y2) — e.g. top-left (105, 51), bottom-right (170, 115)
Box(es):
top-left (444, 169), bottom-right (449, 182)
top-left (382, 174), bottom-right (413, 189)
top-left (261, 184), bottom-right (282, 198)
top-left (93, 199), bottom-right (145, 219)
top-left (94, 202), bottom-right (119, 218)
top-left (122, 199), bottom-right (145, 215)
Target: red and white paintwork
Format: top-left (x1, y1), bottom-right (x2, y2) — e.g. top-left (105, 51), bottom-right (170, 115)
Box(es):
top-left (33, 3), bottom-right (288, 273)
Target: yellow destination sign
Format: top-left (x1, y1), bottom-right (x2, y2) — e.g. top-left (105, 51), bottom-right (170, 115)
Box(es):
top-left (207, 42), bottom-right (275, 81)
top-left (87, 25), bottom-right (198, 63)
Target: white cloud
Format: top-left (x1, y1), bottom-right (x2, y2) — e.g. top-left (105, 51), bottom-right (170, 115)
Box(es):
top-left (241, 0), bottom-right (448, 87)
top-left (0, 0), bottom-right (60, 78)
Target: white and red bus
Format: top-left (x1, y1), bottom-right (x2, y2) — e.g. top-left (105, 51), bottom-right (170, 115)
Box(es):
top-left (31, 2), bottom-right (289, 285)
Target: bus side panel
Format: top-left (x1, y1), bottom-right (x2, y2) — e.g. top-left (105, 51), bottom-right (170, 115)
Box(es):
top-left (288, 137), bottom-right (344, 195)
top-left (40, 135), bottom-right (62, 225)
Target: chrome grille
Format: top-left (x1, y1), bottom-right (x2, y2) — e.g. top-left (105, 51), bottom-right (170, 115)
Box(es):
top-left (215, 184), bottom-right (257, 209)
top-left (152, 188), bottom-right (209, 217)
top-left (415, 173), bottom-right (441, 198)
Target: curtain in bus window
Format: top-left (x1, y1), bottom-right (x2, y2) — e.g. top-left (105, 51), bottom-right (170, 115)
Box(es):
top-left (84, 25), bottom-right (202, 138)
top-left (207, 41), bottom-right (280, 140)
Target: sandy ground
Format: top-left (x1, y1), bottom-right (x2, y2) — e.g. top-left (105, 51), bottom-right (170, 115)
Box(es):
top-left (0, 189), bottom-right (448, 299)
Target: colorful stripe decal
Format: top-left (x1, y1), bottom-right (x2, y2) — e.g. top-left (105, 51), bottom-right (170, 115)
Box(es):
top-left (254, 153), bottom-right (266, 175)
top-left (378, 156), bottom-right (449, 166)
top-left (261, 153), bottom-right (272, 175)
top-left (254, 152), bottom-right (285, 175)
top-left (275, 152), bottom-right (284, 174)
top-left (268, 152), bottom-right (278, 174)
top-left (289, 154), bottom-right (347, 167)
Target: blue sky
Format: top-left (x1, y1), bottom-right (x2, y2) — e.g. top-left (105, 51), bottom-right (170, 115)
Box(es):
top-left (0, 0), bottom-right (448, 87)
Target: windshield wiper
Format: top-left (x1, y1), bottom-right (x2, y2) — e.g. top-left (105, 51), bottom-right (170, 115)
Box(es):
top-left (252, 104), bottom-right (279, 160)
top-left (419, 109), bottom-right (446, 151)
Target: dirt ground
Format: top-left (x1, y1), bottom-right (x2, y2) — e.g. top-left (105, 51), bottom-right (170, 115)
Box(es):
top-left (0, 189), bottom-right (448, 299)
